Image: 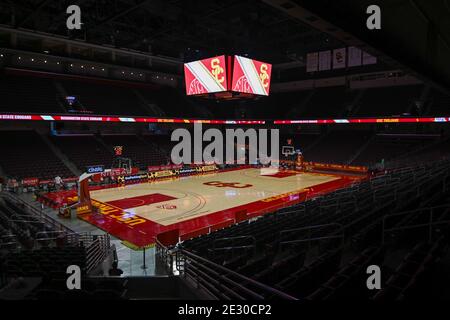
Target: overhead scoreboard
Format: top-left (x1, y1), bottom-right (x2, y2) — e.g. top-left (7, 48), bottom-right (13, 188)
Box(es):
top-left (184, 55), bottom-right (272, 98)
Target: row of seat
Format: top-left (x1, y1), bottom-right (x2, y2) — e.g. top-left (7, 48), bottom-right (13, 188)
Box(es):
top-left (180, 159), bottom-right (450, 299)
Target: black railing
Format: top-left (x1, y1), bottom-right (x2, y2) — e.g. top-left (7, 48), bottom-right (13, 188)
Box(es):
top-left (156, 239), bottom-right (296, 300)
top-left (382, 205), bottom-right (450, 244)
top-left (0, 192), bottom-right (74, 234)
top-left (85, 234), bottom-right (111, 274)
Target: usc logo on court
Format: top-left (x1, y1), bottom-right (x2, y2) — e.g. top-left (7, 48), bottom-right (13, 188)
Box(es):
top-left (203, 181), bottom-right (253, 188)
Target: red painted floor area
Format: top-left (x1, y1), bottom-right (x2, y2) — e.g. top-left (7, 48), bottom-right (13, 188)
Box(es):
top-left (106, 193), bottom-right (176, 210)
top-left (264, 171), bottom-right (299, 178)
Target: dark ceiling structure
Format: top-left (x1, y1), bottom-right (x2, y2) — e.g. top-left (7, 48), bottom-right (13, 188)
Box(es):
top-left (0, 0), bottom-right (341, 64)
top-left (264, 0), bottom-right (450, 91)
top-left (0, 0), bottom-right (449, 91)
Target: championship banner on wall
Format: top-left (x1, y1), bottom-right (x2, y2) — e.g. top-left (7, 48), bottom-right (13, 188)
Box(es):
top-left (362, 51), bottom-right (377, 65)
top-left (306, 52), bottom-right (319, 72)
top-left (318, 50), bottom-right (331, 71)
top-left (232, 55), bottom-right (272, 96)
top-left (333, 48), bottom-right (346, 69)
top-left (348, 46), bottom-right (362, 67)
top-left (184, 55), bottom-right (228, 95)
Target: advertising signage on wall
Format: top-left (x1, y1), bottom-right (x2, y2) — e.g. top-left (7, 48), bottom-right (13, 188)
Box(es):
top-left (86, 165), bottom-right (105, 174)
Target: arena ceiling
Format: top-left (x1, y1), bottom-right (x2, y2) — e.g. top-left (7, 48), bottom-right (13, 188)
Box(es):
top-left (0, 0), bottom-right (342, 64)
top-left (0, 0), bottom-right (449, 90)
top-left (265, 0), bottom-right (450, 91)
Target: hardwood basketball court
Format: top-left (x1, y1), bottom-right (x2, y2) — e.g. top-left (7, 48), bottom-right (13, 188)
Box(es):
top-left (46, 167), bottom-right (363, 248)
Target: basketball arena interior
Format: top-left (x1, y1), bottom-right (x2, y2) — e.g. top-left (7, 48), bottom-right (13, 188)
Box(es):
top-left (0, 0), bottom-right (450, 306)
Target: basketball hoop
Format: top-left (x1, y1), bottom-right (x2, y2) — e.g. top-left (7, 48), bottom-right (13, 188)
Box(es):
top-left (282, 146), bottom-right (295, 157)
top-left (112, 157), bottom-right (132, 174)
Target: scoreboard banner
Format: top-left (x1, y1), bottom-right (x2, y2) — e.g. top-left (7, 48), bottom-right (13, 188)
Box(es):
top-left (232, 55), bottom-right (272, 96)
top-left (184, 55), bottom-right (228, 95)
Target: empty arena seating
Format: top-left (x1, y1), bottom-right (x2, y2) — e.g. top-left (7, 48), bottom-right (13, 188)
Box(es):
top-left (50, 135), bottom-right (113, 171)
top-left (288, 133), bottom-right (321, 152)
top-left (306, 246), bottom-right (385, 300)
top-left (400, 137), bottom-right (450, 165)
top-left (1, 71), bottom-right (447, 121)
top-left (137, 87), bottom-right (191, 118)
top-left (0, 195), bottom-right (70, 251)
top-left (306, 130), bottom-right (371, 163)
top-left (427, 89), bottom-right (450, 116)
top-left (101, 134), bottom-right (169, 169)
top-left (351, 134), bottom-right (439, 167)
top-left (4, 246), bottom-right (86, 278)
top-left (301, 87), bottom-right (358, 118)
top-left (0, 131), bottom-right (73, 179)
top-left (0, 193), bottom-right (114, 299)
top-left (60, 79), bottom-right (150, 116)
top-left (177, 159), bottom-right (450, 299)
top-left (0, 73), bottom-right (63, 113)
top-left (353, 85), bottom-right (423, 116)
top-left (30, 277), bottom-right (128, 300)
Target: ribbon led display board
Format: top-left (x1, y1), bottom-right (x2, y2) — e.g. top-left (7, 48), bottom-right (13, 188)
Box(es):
top-left (274, 117), bottom-right (450, 124)
top-left (1, 113), bottom-right (448, 125)
top-left (0, 113), bottom-right (265, 124)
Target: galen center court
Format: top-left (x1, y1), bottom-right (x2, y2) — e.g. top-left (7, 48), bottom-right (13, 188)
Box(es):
top-left (41, 163), bottom-right (365, 248)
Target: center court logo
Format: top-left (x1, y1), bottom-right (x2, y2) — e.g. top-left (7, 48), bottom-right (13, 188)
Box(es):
top-left (170, 123), bottom-right (279, 166)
